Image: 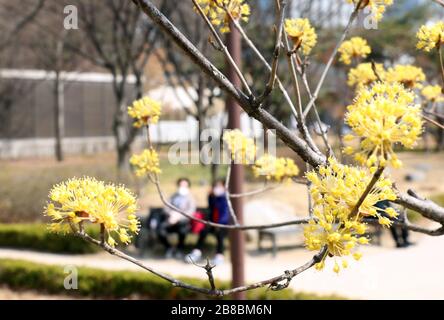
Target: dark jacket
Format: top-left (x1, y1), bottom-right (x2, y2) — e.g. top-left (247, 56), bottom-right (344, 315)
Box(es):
top-left (208, 193), bottom-right (230, 225)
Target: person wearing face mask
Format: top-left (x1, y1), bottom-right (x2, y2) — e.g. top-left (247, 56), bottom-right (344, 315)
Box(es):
top-left (158, 178), bottom-right (196, 259)
top-left (187, 179), bottom-right (229, 266)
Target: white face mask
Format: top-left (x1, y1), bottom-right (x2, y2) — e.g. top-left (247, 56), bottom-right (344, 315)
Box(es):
top-left (178, 186), bottom-right (189, 196)
top-left (213, 186), bottom-right (225, 196)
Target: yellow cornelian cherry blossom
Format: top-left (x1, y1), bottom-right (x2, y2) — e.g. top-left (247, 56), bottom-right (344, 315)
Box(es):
top-left (421, 85), bottom-right (444, 103)
top-left (386, 64), bottom-right (426, 89)
top-left (304, 158), bottom-right (397, 273)
top-left (344, 82), bottom-right (423, 169)
top-left (127, 97), bottom-right (162, 128)
top-left (130, 148), bottom-right (162, 177)
top-left (196, 0), bottom-right (250, 33)
top-left (346, 0), bottom-right (393, 22)
top-left (252, 154), bottom-right (300, 182)
top-left (223, 129), bottom-right (256, 165)
top-left (416, 21), bottom-right (444, 52)
top-left (284, 18), bottom-right (317, 55)
top-left (347, 62), bottom-right (385, 89)
top-left (45, 177), bottom-right (139, 247)
top-left (338, 37), bottom-right (371, 65)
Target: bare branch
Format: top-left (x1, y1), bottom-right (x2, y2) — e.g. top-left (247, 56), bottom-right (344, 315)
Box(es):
top-left (229, 15), bottom-right (299, 119)
top-left (0, 0), bottom-right (45, 51)
top-left (191, 0), bottom-right (253, 97)
top-left (132, 0), bottom-right (326, 168)
top-left (432, 0), bottom-right (444, 9)
top-left (224, 163), bottom-right (240, 225)
top-left (283, 33), bottom-right (321, 154)
top-left (153, 175), bottom-right (311, 230)
top-left (350, 166), bottom-right (385, 217)
top-left (229, 184), bottom-right (280, 198)
top-left (423, 114), bottom-right (444, 129)
top-left (71, 219), bottom-right (327, 296)
top-left (256, 0), bottom-right (286, 103)
top-left (303, 0), bottom-right (363, 118)
top-left (394, 189), bottom-right (444, 226)
top-left (131, 0), bottom-right (444, 231)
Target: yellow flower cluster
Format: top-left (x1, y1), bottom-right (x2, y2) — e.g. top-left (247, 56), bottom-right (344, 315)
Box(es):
top-left (45, 177), bottom-right (139, 247)
top-left (346, 0), bottom-right (393, 22)
top-left (130, 148), bottom-right (161, 177)
top-left (223, 129), bottom-right (256, 164)
top-left (416, 21), bottom-right (444, 52)
top-left (284, 18), bottom-right (317, 55)
top-left (338, 37), bottom-right (371, 65)
top-left (196, 0), bottom-right (250, 33)
top-left (344, 82), bottom-right (423, 168)
top-left (386, 65), bottom-right (426, 89)
top-left (252, 154), bottom-right (300, 182)
top-left (127, 97), bottom-right (162, 128)
top-left (421, 85), bottom-right (444, 103)
top-left (347, 62), bottom-right (385, 89)
top-left (304, 158), bottom-right (397, 273)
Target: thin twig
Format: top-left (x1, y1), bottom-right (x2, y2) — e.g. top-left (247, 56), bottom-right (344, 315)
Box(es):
top-left (255, 0), bottom-right (286, 104)
top-left (438, 43), bottom-right (444, 88)
top-left (131, 0), bottom-right (444, 228)
top-left (229, 184), bottom-right (280, 198)
top-left (153, 176), bottom-right (311, 230)
top-left (424, 109), bottom-right (444, 121)
top-left (300, 71), bottom-right (335, 157)
top-left (229, 14), bottom-right (299, 117)
top-left (350, 166), bottom-right (385, 217)
top-left (306, 163), bottom-right (314, 217)
top-left (303, 0), bottom-right (363, 118)
top-left (140, 93), bottom-right (309, 231)
top-left (423, 113), bottom-right (444, 129)
top-left (393, 220), bottom-right (444, 236)
top-left (191, 0), bottom-right (253, 97)
top-left (283, 32), bottom-right (321, 154)
top-left (71, 220), bottom-right (326, 296)
top-left (371, 60), bottom-right (383, 82)
top-left (224, 163), bottom-right (240, 225)
top-left (432, 0), bottom-right (444, 7)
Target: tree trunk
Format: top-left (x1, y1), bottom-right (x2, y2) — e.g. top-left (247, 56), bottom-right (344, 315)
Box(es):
top-left (226, 24), bottom-right (246, 300)
top-left (114, 105), bottom-right (132, 172)
top-left (54, 71), bottom-right (64, 162)
top-left (196, 74), bottom-right (206, 155)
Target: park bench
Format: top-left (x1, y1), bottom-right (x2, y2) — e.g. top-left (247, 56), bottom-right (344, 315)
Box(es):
top-left (134, 206), bottom-right (383, 256)
top-left (254, 212), bottom-right (383, 257)
top-left (244, 201), bottom-right (305, 257)
top-left (257, 225), bottom-right (303, 257)
top-left (134, 207), bottom-right (209, 255)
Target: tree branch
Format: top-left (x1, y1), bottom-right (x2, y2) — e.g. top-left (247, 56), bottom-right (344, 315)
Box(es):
top-left (131, 0), bottom-right (444, 232)
top-left (302, 0), bottom-right (363, 118)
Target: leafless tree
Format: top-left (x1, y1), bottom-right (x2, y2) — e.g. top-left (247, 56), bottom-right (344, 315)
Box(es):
top-left (69, 0), bottom-right (166, 170)
top-left (24, 1), bottom-right (82, 161)
top-left (0, 0), bottom-right (45, 139)
top-left (156, 1), bottom-right (222, 181)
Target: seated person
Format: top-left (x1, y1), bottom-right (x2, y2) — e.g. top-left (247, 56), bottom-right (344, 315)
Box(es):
top-left (158, 178), bottom-right (196, 259)
top-left (187, 179), bottom-right (230, 265)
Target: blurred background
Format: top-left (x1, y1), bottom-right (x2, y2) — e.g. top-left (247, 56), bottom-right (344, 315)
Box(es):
top-left (0, 0), bottom-right (443, 300)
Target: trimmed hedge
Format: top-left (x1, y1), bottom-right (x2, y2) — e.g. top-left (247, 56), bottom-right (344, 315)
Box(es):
top-left (0, 258), bottom-right (344, 300)
top-left (0, 224), bottom-right (100, 254)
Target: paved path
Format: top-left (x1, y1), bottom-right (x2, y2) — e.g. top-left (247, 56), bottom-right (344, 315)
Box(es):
top-left (0, 231), bottom-right (443, 299)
